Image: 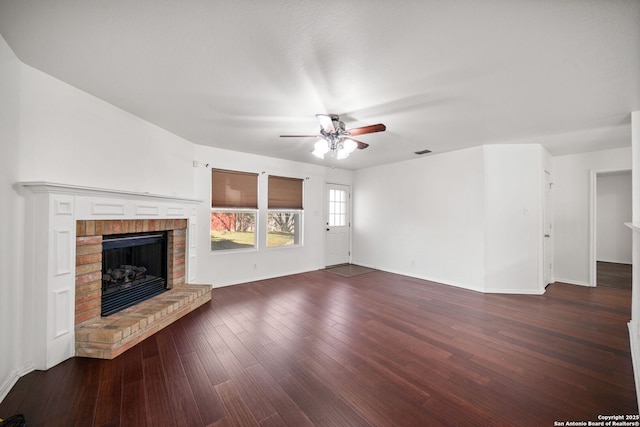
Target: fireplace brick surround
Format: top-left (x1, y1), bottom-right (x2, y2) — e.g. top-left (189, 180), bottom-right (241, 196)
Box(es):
top-left (74, 219), bottom-right (211, 359)
top-left (20, 182), bottom-right (206, 370)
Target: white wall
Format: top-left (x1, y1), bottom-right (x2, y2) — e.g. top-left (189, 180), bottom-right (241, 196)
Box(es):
top-left (553, 147), bottom-right (632, 285)
top-left (597, 172), bottom-right (632, 264)
top-left (352, 146), bottom-right (487, 292)
top-left (17, 64), bottom-right (196, 197)
top-left (484, 145), bottom-right (545, 293)
top-left (0, 34), bottom-right (203, 401)
top-left (352, 144), bottom-right (547, 294)
top-left (629, 111), bottom-right (640, 410)
top-left (193, 144), bottom-right (352, 287)
top-left (0, 31), bottom-right (355, 399)
top-left (0, 34), bottom-right (26, 402)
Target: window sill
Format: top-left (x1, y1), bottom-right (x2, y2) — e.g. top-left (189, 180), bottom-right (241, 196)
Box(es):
top-left (210, 247), bottom-right (258, 255)
top-left (266, 244), bottom-right (303, 250)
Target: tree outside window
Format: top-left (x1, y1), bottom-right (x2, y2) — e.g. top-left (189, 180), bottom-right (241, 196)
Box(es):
top-left (211, 169), bottom-right (258, 251)
top-left (267, 175), bottom-right (303, 248)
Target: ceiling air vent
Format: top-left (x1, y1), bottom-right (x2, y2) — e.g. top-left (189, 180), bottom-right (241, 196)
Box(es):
top-left (414, 149), bottom-right (432, 155)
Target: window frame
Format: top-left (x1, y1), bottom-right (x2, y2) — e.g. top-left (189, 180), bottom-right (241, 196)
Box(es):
top-left (210, 168), bottom-right (259, 253)
top-left (210, 208), bottom-right (258, 252)
top-left (266, 209), bottom-right (303, 248)
top-left (267, 175), bottom-right (304, 249)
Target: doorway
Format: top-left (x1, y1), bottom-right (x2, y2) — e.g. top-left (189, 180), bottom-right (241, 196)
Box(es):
top-left (324, 183), bottom-right (351, 267)
top-left (544, 170), bottom-right (553, 286)
top-left (590, 169), bottom-right (632, 287)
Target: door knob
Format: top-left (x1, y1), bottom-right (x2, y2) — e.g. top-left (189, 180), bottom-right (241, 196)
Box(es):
top-left (544, 234), bottom-right (550, 238)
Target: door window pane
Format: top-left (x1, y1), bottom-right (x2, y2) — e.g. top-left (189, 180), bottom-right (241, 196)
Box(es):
top-left (329, 189), bottom-right (347, 227)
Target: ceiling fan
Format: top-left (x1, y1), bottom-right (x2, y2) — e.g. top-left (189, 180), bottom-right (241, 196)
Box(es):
top-left (280, 114), bottom-right (386, 159)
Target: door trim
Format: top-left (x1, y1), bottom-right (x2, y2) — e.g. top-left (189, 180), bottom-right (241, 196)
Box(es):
top-left (324, 182), bottom-right (352, 267)
top-left (589, 168), bottom-right (632, 286)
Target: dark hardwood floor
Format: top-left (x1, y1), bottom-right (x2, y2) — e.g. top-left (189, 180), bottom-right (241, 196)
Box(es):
top-left (598, 261), bottom-right (632, 290)
top-left (1, 270), bottom-right (637, 426)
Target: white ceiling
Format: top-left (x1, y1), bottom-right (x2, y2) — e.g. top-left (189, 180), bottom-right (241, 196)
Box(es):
top-left (1, 0), bottom-right (638, 170)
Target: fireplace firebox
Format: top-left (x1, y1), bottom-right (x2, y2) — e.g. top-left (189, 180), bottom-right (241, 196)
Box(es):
top-left (101, 232), bottom-right (168, 316)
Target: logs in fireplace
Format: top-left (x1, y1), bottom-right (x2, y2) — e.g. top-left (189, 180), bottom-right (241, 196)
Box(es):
top-left (101, 232), bottom-right (168, 316)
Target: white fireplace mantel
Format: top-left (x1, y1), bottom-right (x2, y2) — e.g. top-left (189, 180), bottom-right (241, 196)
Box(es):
top-left (20, 181), bottom-right (201, 205)
top-left (19, 181), bottom-right (202, 371)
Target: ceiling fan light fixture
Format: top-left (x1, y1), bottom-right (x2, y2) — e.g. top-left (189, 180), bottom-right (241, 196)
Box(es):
top-left (336, 148), bottom-right (350, 160)
top-left (342, 139), bottom-right (357, 154)
top-left (281, 114), bottom-right (386, 162)
top-left (312, 139), bottom-right (330, 159)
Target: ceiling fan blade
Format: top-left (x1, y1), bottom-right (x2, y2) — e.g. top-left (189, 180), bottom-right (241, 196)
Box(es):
top-left (279, 134), bottom-right (320, 138)
top-left (345, 138), bottom-right (369, 149)
top-left (315, 114), bottom-right (336, 133)
top-left (347, 123), bottom-right (386, 136)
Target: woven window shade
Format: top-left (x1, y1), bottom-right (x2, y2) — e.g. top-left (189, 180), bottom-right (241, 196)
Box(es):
top-left (268, 175), bottom-right (303, 209)
top-left (211, 169), bottom-right (258, 208)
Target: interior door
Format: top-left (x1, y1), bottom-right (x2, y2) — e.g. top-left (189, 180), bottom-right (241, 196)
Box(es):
top-left (543, 171), bottom-right (553, 286)
top-left (325, 183), bottom-right (351, 266)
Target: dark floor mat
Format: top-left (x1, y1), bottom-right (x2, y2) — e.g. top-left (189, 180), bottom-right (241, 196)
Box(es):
top-left (324, 264), bottom-right (377, 277)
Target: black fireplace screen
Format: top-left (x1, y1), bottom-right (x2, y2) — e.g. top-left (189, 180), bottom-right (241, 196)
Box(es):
top-left (101, 232), bottom-right (168, 316)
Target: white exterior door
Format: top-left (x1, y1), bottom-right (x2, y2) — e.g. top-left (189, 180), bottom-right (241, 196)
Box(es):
top-left (325, 183), bottom-right (351, 266)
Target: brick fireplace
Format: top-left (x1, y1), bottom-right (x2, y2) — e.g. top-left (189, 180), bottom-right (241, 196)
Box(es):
top-left (20, 182), bottom-right (208, 369)
top-left (75, 219), bottom-right (187, 324)
top-left (74, 219), bottom-right (210, 359)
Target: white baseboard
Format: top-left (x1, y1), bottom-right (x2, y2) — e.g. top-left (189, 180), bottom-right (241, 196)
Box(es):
top-left (356, 264), bottom-right (486, 294)
top-left (552, 277), bottom-right (592, 287)
top-left (484, 287), bottom-right (545, 295)
top-left (0, 364), bottom-right (34, 403)
top-left (628, 321), bottom-right (640, 412)
top-left (354, 264), bottom-right (550, 295)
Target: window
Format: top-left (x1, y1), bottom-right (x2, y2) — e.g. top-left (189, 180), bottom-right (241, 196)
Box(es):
top-left (328, 188), bottom-right (347, 226)
top-left (267, 175), bottom-right (303, 247)
top-left (211, 169), bottom-right (258, 251)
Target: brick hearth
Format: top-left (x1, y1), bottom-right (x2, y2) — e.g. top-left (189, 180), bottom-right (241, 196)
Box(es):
top-left (74, 219), bottom-right (211, 359)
